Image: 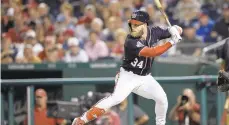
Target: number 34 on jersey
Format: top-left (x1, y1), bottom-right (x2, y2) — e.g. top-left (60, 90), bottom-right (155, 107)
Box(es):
top-left (131, 58), bottom-right (144, 68)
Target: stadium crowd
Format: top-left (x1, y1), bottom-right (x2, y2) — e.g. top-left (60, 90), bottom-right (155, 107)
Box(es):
top-left (1, 0), bottom-right (229, 64)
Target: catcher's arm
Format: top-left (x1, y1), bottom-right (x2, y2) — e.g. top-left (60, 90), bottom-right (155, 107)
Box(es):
top-left (217, 70), bottom-right (229, 92)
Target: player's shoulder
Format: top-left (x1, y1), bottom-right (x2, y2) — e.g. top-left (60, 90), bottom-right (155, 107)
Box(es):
top-left (125, 35), bottom-right (138, 45)
top-left (149, 25), bottom-right (168, 31)
top-left (125, 35), bottom-right (145, 49)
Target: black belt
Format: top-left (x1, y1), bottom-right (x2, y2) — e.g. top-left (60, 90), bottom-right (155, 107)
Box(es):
top-left (122, 67), bottom-right (150, 76)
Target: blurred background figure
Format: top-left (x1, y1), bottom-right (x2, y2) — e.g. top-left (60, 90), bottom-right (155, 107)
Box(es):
top-left (211, 2), bottom-right (229, 41)
top-left (110, 28), bottom-right (127, 60)
top-left (16, 30), bottom-right (43, 61)
top-left (85, 31), bottom-right (109, 61)
top-left (169, 88), bottom-right (200, 125)
top-left (75, 4), bottom-right (96, 43)
top-left (174, 0), bottom-right (201, 24)
top-left (194, 10), bottom-right (215, 43)
top-left (101, 16), bottom-right (118, 50)
top-left (90, 17), bottom-right (104, 37)
top-left (1, 33), bottom-right (18, 64)
top-left (64, 37), bottom-right (89, 63)
top-left (16, 44), bottom-right (41, 63)
top-left (38, 35), bottom-right (64, 62)
top-left (176, 23), bottom-right (203, 56)
top-left (24, 88), bottom-right (66, 125)
top-left (111, 98), bottom-right (149, 125)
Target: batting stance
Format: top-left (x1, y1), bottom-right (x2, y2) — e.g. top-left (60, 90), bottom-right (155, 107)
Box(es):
top-left (72, 10), bottom-right (182, 125)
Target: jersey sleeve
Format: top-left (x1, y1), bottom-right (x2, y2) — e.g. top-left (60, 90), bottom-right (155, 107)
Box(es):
top-left (126, 39), bottom-right (145, 56)
top-left (151, 26), bottom-right (171, 40)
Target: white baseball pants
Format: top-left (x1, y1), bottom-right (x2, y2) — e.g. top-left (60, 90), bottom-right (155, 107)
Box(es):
top-left (95, 67), bottom-right (168, 125)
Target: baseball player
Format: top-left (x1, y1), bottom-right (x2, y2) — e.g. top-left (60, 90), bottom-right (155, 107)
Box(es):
top-left (72, 10), bottom-right (182, 125)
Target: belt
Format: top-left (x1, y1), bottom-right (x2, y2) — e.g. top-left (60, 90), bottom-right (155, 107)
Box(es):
top-left (121, 67), bottom-right (150, 76)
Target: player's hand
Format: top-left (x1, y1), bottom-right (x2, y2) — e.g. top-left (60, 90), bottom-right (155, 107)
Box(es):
top-left (168, 33), bottom-right (182, 45)
top-left (168, 25), bottom-right (182, 45)
top-left (168, 25), bottom-right (183, 36)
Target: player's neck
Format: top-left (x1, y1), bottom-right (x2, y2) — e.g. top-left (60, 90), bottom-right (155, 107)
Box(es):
top-left (141, 27), bottom-right (148, 40)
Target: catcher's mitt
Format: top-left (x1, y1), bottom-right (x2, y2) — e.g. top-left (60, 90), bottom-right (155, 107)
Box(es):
top-left (217, 70), bottom-right (229, 92)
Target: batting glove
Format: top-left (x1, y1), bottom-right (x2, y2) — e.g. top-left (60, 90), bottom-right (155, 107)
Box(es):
top-left (168, 33), bottom-right (182, 45)
top-left (168, 25), bottom-right (183, 36)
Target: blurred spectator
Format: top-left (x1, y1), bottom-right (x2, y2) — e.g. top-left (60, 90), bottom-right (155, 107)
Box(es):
top-left (1, 33), bottom-right (18, 63)
top-left (77, 4), bottom-right (96, 25)
top-left (1, 0), bottom-right (227, 64)
top-left (90, 17), bottom-right (104, 37)
top-left (176, 24), bottom-right (203, 56)
top-left (38, 35), bottom-right (64, 61)
top-left (61, 29), bottom-right (75, 50)
top-left (169, 88), bottom-right (200, 125)
top-left (75, 4), bottom-right (96, 42)
top-left (35, 21), bottom-right (45, 43)
top-left (38, 3), bottom-right (54, 22)
top-left (102, 16), bottom-right (118, 50)
top-left (1, 7), bottom-right (15, 33)
top-left (211, 2), bottom-right (229, 41)
top-left (153, 12), bottom-right (168, 27)
top-left (64, 37), bottom-right (89, 63)
top-left (146, 4), bottom-right (156, 26)
top-left (122, 7), bottom-right (133, 31)
top-left (195, 10), bottom-right (215, 43)
top-left (111, 98), bottom-right (149, 125)
top-left (44, 47), bottom-right (61, 63)
top-left (17, 30), bottom-right (43, 58)
top-left (111, 28), bottom-right (127, 59)
top-left (16, 44), bottom-right (41, 63)
top-left (85, 31), bottom-right (109, 61)
top-left (54, 15), bottom-right (67, 37)
top-left (120, 0), bottom-right (133, 9)
top-left (95, 109), bottom-right (121, 125)
top-left (24, 88), bottom-right (66, 125)
top-left (100, 7), bottom-right (111, 28)
top-left (221, 96), bottom-right (229, 125)
top-left (109, 0), bottom-right (121, 17)
top-left (42, 15), bottom-right (54, 35)
top-left (174, 0), bottom-right (201, 24)
top-left (133, 0), bottom-right (145, 10)
top-left (16, 30), bottom-right (43, 60)
top-left (56, 2), bottom-right (77, 30)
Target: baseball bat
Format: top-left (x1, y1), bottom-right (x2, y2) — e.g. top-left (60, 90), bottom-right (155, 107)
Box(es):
top-left (154, 0), bottom-right (172, 27)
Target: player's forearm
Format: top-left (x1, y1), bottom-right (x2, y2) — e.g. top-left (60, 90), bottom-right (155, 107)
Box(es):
top-left (139, 42), bottom-right (172, 57)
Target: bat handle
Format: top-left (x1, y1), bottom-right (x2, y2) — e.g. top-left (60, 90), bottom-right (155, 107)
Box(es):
top-left (165, 17), bottom-right (171, 27)
top-left (160, 10), bottom-right (172, 27)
